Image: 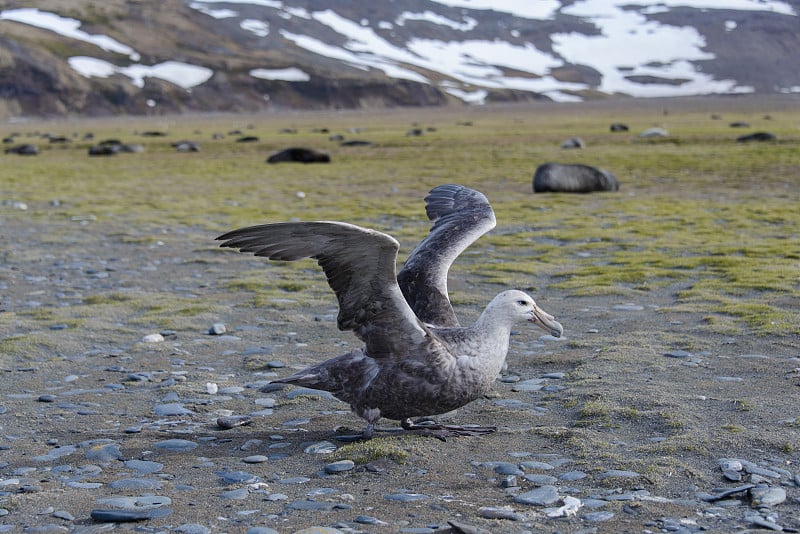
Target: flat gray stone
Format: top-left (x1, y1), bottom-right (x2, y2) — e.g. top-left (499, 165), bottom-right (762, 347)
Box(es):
top-left (514, 485), bottom-right (559, 506)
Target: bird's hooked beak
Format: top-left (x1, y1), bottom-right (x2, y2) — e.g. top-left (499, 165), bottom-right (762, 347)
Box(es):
top-left (529, 304), bottom-right (563, 338)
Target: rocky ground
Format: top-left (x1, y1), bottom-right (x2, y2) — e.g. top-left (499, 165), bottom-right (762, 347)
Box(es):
top-left (1, 197), bottom-right (798, 534)
top-left (1, 96), bottom-right (800, 533)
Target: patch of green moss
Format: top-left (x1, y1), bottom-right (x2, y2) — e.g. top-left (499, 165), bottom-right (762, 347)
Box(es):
top-left (333, 436), bottom-right (412, 465)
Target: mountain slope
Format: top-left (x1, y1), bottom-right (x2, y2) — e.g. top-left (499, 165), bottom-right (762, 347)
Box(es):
top-left (0, 0), bottom-right (798, 117)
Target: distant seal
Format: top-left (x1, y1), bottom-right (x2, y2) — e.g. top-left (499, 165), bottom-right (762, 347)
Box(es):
top-left (267, 147), bottom-right (330, 163)
top-left (533, 163), bottom-right (619, 193)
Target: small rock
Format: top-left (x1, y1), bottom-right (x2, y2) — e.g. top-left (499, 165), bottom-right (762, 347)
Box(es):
top-left (209, 323), bottom-right (226, 335)
top-left (384, 492), bottom-right (429, 502)
top-left (582, 511), bottom-right (615, 522)
top-left (153, 439), bottom-right (198, 452)
top-left (216, 470), bottom-right (259, 484)
top-left (514, 485), bottom-right (559, 506)
top-left (304, 441), bottom-right (337, 454)
top-left (324, 460), bottom-right (355, 474)
top-left (354, 515), bottom-right (387, 525)
top-left (217, 416), bottom-right (253, 429)
top-left (478, 506), bottom-right (526, 521)
top-left (141, 333), bottom-right (164, 343)
top-left (665, 350), bottom-right (692, 358)
top-left (91, 508), bottom-right (172, 522)
top-left (242, 455), bottom-right (269, 464)
top-left (750, 486), bottom-right (786, 507)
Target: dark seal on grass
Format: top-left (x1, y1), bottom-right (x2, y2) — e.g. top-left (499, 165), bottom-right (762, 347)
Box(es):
top-left (267, 147), bottom-right (330, 164)
top-left (533, 162), bottom-right (619, 193)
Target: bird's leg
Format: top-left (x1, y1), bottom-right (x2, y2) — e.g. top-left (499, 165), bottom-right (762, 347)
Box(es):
top-left (400, 418), bottom-right (497, 441)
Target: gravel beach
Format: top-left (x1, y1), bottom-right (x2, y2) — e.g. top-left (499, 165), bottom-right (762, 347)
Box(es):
top-left (1, 205), bottom-right (798, 533)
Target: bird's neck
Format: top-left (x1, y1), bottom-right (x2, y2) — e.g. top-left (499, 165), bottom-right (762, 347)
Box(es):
top-left (473, 308), bottom-right (514, 344)
top-left (463, 311), bottom-right (513, 378)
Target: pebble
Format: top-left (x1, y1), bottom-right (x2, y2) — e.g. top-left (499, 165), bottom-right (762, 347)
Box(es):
top-left (154, 402), bottom-right (195, 415)
top-left (479, 506), bottom-right (526, 521)
top-left (385, 492), bottom-right (430, 502)
top-left (304, 441), bottom-right (337, 454)
top-left (124, 460), bottom-right (163, 474)
top-left (613, 303), bottom-right (644, 311)
top-left (524, 473), bottom-right (558, 485)
top-left (217, 415), bottom-right (253, 429)
top-left (750, 486), bottom-right (786, 507)
top-left (324, 460), bottom-right (355, 474)
top-left (355, 515), bottom-right (387, 525)
top-left (520, 460), bottom-right (555, 470)
top-left (560, 470), bottom-right (588, 481)
top-left (153, 439), bottom-right (198, 452)
top-left (242, 455), bottom-right (269, 464)
top-left (141, 333), bottom-right (164, 343)
top-left (208, 323), bottom-right (227, 335)
top-left (220, 487), bottom-right (249, 500)
top-left (175, 524), bottom-right (211, 534)
top-left (217, 470), bottom-right (260, 484)
top-left (582, 511), bottom-right (615, 522)
top-left (511, 378), bottom-right (546, 392)
top-left (514, 485), bottom-right (560, 506)
top-left (492, 462), bottom-right (523, 476)
top-left (91, 508), bottom-right (172, 522)
top-left (664, 350), bottom-right (692, 358)
top-left (700, 484), bottom-right (754, 502)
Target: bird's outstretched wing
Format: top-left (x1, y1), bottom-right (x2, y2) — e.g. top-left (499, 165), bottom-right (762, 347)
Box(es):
top-left (217, 221), bottom-right (429, 357)
top-left (397, 184), bottom-right (496, 327)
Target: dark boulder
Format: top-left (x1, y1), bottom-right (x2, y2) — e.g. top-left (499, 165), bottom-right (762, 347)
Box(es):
top-left (340, 140), bottom-right (372, 147)
top-left (560, 137), bottom-right (585, 149)
top-left (533, 163), bottom-right (619, 193)
top-left (88, 144), bottom-right (119, 156)
top-left (173, 140), bottom-right (200, 152)
top-left (639, 127), bottom-right (669, 138)
top-left (267, 147), bottom-right (330, 164)
top-left (609, 123), bottom-right (629, 132)
top-left (90, 140), bottom-right (144, 154)
top-left (729, 121), bottom-right (750, 128)
top-left (736, 132), bottom-right (777, 143)
top-left (236, 136), bottom-right (259, 143)
top-left (4, 144), bottom-right (39, 155)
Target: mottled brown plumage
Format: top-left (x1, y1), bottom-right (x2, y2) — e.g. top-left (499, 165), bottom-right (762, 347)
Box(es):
top-left (217, 184), bottom-right (563, 439)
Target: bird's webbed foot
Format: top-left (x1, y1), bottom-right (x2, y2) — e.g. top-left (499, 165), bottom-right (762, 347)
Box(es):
top-left (400, 418), bottom-right (497, 441)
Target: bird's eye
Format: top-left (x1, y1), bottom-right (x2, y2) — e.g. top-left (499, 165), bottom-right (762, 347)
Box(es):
top-left (516, 300), bottom-right (528, 306)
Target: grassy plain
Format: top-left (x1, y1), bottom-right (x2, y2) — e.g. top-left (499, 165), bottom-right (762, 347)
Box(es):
top-left (4, 97), bottom-right (799, 335)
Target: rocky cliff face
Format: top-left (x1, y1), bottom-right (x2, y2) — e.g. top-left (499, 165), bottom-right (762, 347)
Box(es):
top-left (1, 0), bottom-right (798, 117)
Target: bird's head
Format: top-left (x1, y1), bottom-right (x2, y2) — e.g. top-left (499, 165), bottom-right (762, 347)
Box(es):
top-left (493, 290), bottom-right (563, 338)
